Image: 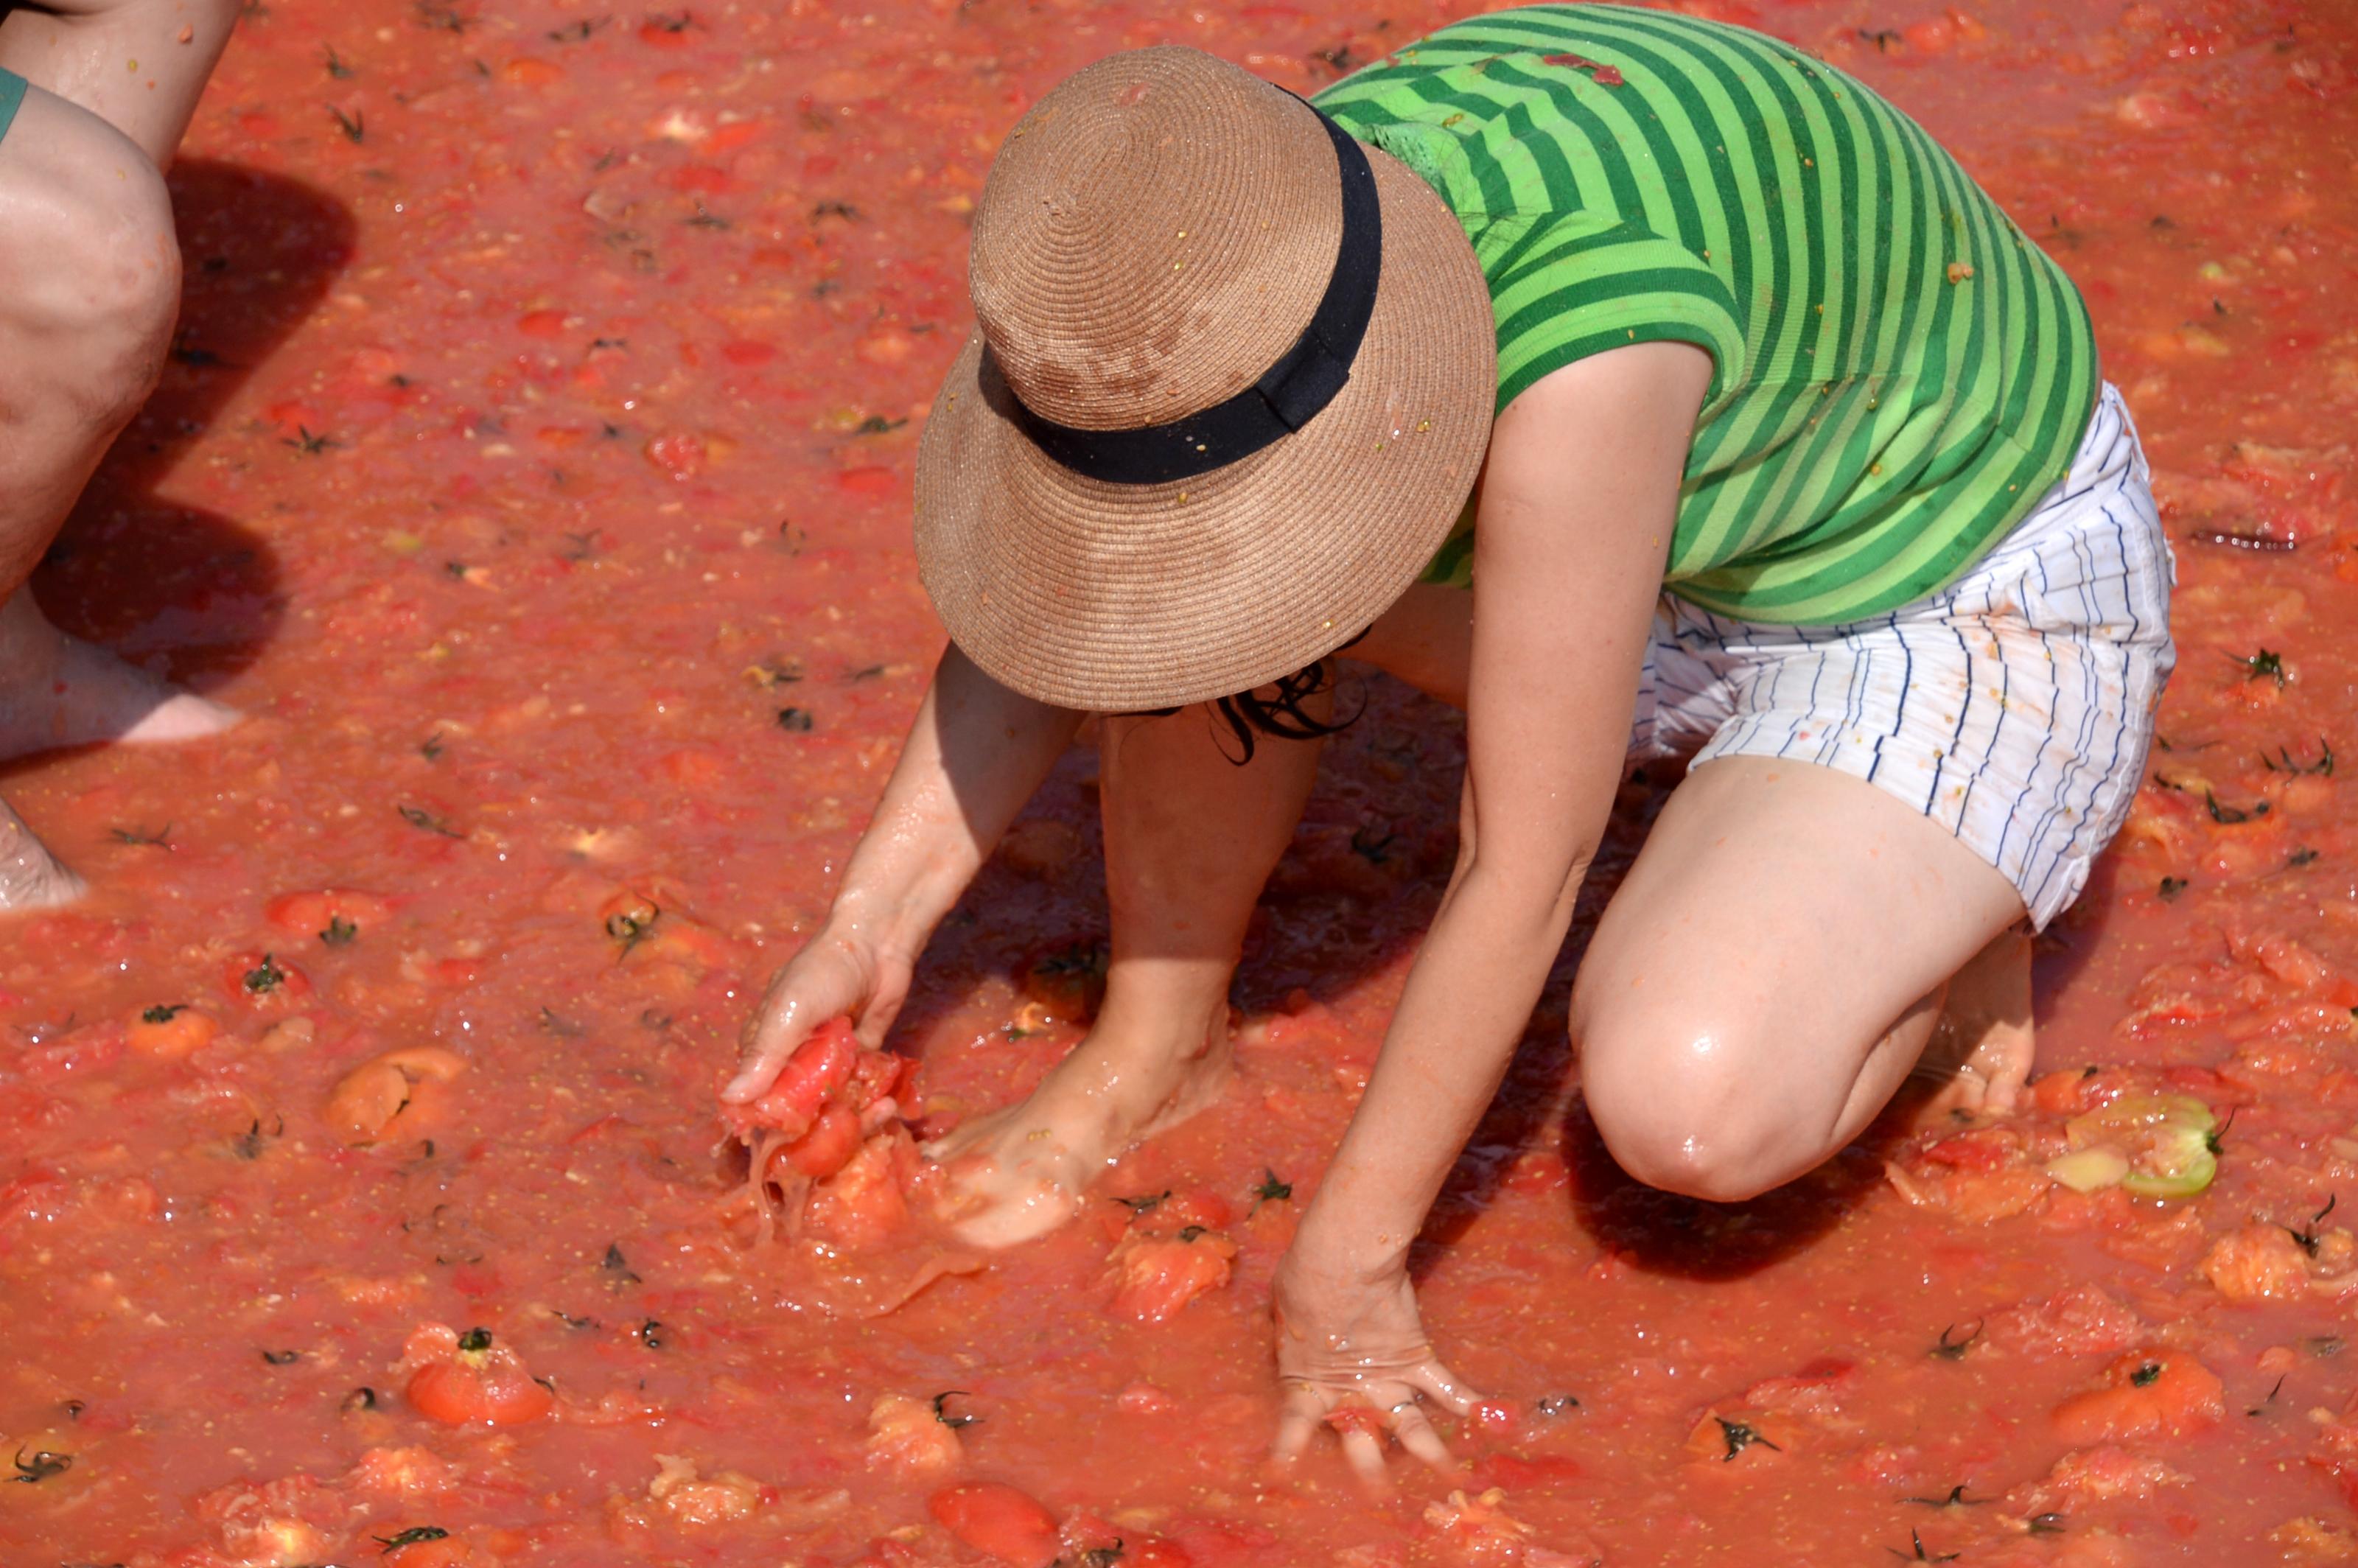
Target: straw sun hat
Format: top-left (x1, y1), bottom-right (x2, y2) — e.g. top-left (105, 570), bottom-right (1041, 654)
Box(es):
top-left (912, 46), bottom-right (1497, 713)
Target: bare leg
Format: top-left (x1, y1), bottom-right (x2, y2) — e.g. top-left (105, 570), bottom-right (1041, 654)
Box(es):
top-left (0, 0), bottom-right (241, 166)
top-left (0, 1), bottom-right (241, 908)
top-left (928, 701), bottom-right (1327, 1247)
top-left (1572, 757), bottom-right (2028, 1202)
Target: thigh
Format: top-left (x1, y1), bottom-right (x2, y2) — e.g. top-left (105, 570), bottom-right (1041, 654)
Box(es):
top-left (0, 0), bottom-right (239, 164)
top-left (1572, 755), bottom-right (2025, 1191)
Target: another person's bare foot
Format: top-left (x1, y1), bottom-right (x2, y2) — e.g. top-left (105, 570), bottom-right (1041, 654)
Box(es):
top-left (1915, 923), bottom-right (2035, 1116)
top-left (924, 1000), bottom-right (1236, 1248)
top-left (0, 797), bottom-right (86, 911)
top-left (0, 591), bottom-right (242, 910)
top-left (0, 590), bottom-right (239, 760)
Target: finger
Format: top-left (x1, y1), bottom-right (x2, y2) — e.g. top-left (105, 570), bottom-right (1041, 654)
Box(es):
top-left (1338, 1425), bottom-right (1388, 1488)
top-left (1389, 1401), bottom-right (1453, 1469)
top-left (1271, 1387), bottom-right (1326, 1465)
top-left (1410, 1360), bottom-right (1481, 1415)
top-left (722, 1005), bottom-right (809, 1102)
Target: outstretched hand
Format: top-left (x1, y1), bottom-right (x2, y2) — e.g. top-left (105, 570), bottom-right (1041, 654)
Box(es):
top-left (724, 929), bottom-right (911, 1103)
top-left (1270, 1247), bottom-right (1478, 1485)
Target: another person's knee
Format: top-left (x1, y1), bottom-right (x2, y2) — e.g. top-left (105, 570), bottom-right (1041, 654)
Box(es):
top-left (1575, 1007), bottom-right (1795, 1203)
top-left (7, 135), bottom-right (181, 430)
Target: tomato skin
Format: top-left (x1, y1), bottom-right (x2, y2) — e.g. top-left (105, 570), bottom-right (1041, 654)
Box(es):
top-left (928, 1482), bottom-right (1061, 1568)
top-left (783, 1102), bottom-right (862, 1177)
top-left (125, 1005), bottom-right (220, 1059)
top-left (1106, 1231), bottom-right (1237, 1323)
top-left (405, 1358), bottom-right (553, 1427)
top-left (265, 887), bottom-right (389, 939)
top-left (2051, 1350), bottom-right (2225, 1444)
top-left (731, 1018), bottom-right (859, 1137)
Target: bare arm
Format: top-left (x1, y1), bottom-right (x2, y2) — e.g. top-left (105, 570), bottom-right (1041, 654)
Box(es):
top-left (1273, 340), bottom-right (1712, 1477)
top-left (727, 643), bottom-right (1082, 1100)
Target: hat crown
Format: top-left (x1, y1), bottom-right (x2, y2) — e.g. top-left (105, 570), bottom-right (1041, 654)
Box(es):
top-left (968, 47), bottom-right (1340, 433)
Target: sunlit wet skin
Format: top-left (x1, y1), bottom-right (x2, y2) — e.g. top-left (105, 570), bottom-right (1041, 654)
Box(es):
top-left (924, 998), bottom-right (1236, 1248)
top-left (924, 700), bottom-right (1330, 1248)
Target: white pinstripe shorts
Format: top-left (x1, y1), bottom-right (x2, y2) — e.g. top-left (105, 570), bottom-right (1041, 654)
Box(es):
top-left (1633, 384), bottom-right (2175, 928)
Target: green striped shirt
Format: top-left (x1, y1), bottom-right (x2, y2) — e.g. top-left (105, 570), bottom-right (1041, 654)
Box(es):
top-left (1316, 4), bottom-right (2099, 625)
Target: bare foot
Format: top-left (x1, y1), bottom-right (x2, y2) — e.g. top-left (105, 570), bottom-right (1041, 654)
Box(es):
top-left (1915, 924), bottom-right (2035, 1116)
top-left (924, 1004), bottom-right (1236, 1248)
top-left (0, 590), bottom-right (239, 760)
top-left (0, 797), bottom-right (85, 911)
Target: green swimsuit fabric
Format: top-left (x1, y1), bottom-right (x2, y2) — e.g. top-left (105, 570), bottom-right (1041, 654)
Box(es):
top-left (0, 70), bottom-right (25, 148)
top-left (1318, 5), bottom-right (2099, 625)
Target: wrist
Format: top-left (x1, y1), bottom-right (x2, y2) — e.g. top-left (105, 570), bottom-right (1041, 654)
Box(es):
top-left (826, 874), bottom-right (948, 962)
top-left (1287, 1199), bottom-right (1415, 1285)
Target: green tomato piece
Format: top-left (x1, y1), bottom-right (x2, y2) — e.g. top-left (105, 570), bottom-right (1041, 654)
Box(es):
top-left (2121, 1126), bottom-right (2218, 1198)
top-left (2065, 1093), bottom-right (2215, 1148)
top-left (2044, 1147), bottom-right (2131, 1193)
top-left (2064, 1093), bottom-right (2219, 1200)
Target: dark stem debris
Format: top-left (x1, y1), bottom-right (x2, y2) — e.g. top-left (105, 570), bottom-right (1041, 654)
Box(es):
top-left (1901, 1485), bottom-right (1982, 1508)
top-left (374, 1526), bottom-right (451, 1552)
top-left (1930, 1322), bottom-right (1981, 1360)
top-left (1713, 1417), bottom-right (1779, 1461)
top-left (2205, 790), bottom-right (2267, 825)
top-left (2233, 648), bottom-right (2287, 686)
top-left (9, 1448), bottom-right (71, 1483)
top-left (2289, 1194), bottom-right (2337, 1256)
top-left (233, 1116), bottom-right (284, 1160)
top-left (1249, 1169), bottom-right (1292, 1213)
top-left (2261, 739), bottom-right (2334, 777)
top-left (932, 1390), bottom-right (979, 1428)
top-left (398, 804), bottom-right (463, 837)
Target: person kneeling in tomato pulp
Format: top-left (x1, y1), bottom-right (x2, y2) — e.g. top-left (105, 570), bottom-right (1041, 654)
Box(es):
top-left (727, 5), bottom-right (2175, 1481)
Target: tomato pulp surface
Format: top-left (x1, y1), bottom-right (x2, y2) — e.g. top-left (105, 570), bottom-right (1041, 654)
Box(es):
top-left (5, 0), bottom-right (2358, 1564)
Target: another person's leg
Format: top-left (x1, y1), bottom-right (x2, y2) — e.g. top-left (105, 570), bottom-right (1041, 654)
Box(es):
top-left (0, 0), bottom-right (242, 906)
top-left (930, 701), bottom-right (1328, 1246)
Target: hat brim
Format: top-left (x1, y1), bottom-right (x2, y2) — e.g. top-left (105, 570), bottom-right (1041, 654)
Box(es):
top-left (913, 148), bottom-right (1496, 714)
